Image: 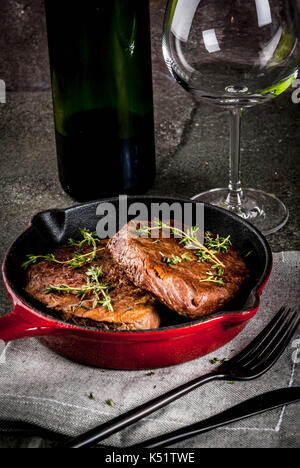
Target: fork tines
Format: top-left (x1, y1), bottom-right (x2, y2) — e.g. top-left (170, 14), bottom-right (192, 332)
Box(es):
top-left (221, 307), bottom-right (300, 378)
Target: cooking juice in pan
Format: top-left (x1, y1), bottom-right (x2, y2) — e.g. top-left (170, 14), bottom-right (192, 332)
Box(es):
top-left (45, 1), bottom-right (156, 201)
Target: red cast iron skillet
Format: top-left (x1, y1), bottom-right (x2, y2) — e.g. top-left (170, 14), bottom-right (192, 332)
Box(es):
top-left (0, 196), bottom-right (272, 370)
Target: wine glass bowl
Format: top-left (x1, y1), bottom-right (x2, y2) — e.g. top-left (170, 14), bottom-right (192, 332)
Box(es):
top-left (162, 0), bottom-right (300, 234)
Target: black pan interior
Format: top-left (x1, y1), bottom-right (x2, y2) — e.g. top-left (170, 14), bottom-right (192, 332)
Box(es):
top-left (3, 196), bottom-right (272, 331)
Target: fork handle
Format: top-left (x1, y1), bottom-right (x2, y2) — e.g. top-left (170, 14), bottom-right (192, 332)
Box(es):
top-left (63, 371), bottom-right (224, 448)
top-left (132, 387), bottom-right (300, 448)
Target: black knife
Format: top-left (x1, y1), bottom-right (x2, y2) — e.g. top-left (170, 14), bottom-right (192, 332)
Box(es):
top-left (130, 387), bottom-right (300, 448)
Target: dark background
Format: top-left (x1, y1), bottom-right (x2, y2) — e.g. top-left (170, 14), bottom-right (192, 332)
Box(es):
top-left (0, 0), bottom-right (299, 250)
top-left (0, 0), bottom-right (299, 448)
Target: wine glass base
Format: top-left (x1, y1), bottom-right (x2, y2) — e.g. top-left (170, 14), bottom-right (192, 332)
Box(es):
top-left (191, 188), bottom-right (289, 236)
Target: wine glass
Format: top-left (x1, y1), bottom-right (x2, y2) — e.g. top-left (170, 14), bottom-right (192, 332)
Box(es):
top-left (162, 0), bottom-right (300, 235)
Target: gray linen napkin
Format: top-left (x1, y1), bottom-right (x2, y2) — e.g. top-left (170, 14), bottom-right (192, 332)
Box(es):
top-left (0, 252), bottom-right (299, 448)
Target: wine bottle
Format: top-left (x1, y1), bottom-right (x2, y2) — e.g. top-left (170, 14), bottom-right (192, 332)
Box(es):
top-left (45, 0), bottom-right (156, 202)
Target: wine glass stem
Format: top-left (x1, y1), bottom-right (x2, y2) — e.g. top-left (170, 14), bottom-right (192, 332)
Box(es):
top-left (227, 107), bottom-right (243, 208)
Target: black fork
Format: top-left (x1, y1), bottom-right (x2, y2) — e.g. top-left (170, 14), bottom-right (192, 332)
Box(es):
top-left (63, 307), bottom-right (300, 448)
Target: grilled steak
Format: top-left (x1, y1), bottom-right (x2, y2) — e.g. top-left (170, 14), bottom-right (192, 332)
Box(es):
top-left (107, 221), bottom-right (249, 319)
top-left (25, 240), bottom-right (160, 330)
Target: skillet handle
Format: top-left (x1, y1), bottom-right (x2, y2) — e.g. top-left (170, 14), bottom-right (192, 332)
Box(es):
top-left (0, 305), bottom-right (57, 342)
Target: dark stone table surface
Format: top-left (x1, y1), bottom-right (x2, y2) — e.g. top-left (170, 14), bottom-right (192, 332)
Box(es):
top-left (0, 0), bottom-right (299, 448)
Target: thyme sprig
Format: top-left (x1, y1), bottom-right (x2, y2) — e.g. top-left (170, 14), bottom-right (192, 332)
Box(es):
top-left (160, 251), bottom-right (194, 267)
top-left (160, 252), bottom-right (182, 267)
top-left (196, 233), bottom-right (231, 265)
top-left (136, 221), bottom-right (225, 268)
top-left (136, 220), bottom-right (231, 285)
top-left (22, 229), bottom-right (104, 270)
top-left (195, 250), bottom-right (213, 263)
top-left (204, 232), bottom-right (232, 254)
top-left (199, 266), bottom-right (225, 285)
top-left (68, 228), bottom-right (98, 249)
top-left (45, 265), bottom-right (114, 312)
top-left (181, 252), bottom-right (194, 261)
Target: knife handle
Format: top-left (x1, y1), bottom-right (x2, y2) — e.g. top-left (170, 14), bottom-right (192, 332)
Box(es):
top-left (132, 387), bottom-right (300, 448)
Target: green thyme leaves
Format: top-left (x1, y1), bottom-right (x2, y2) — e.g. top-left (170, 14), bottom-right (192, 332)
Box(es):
top-left (199, 265), bottom-right (225, 286)
top-left (160, 252), bottom-right (183, 267)
top-left (105, 399), bottom-right (116, 408)
top-left (21, 253), bottom-right (56, 270)
top-left (46, 265), bottom-right (114, 312)
top-left (137, 221), bottom-right (231, 285)
top-left (22, 229), bottom-right (114, 312)
top-left (137, 221), bottom-right (226, 268)
top-left (160, 251), bottom-right (194, 267)
top-left (21, 228), bottom-right (104, 270)
top-left (204, 232), bottom-right (232, 254)
top-left (181, 252), bottom-right (194, 262)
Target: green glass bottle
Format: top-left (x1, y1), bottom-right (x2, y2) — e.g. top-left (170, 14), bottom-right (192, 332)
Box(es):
top-left (45, 0), bottom-right (156, 202)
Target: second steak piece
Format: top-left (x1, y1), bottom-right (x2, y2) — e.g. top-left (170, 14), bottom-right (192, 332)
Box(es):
top-left (107, 221), bottom-right (249, 320)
